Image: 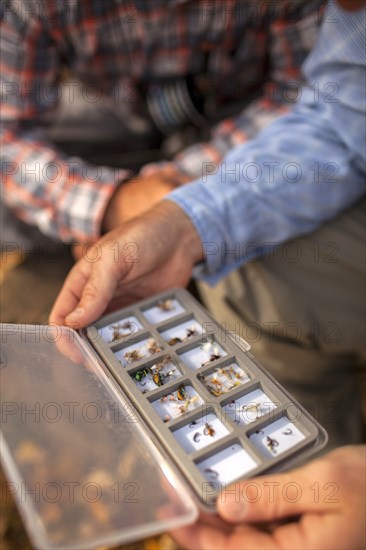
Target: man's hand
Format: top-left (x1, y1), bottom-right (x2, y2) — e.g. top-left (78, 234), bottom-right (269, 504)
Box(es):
top-left (171, 445), bottom-right (365, 550)
top-left (50, 201), bottom-right (202, 327)
top-left (102, 165), bottom-right (191, 232)
top-left (72, 166), bottom-right (191, 260)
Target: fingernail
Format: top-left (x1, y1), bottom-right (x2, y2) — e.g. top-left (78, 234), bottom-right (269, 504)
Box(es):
top-left (220, 492), bottom-right (247, 521)
top-left (66, 307), bottom-right (84, 320)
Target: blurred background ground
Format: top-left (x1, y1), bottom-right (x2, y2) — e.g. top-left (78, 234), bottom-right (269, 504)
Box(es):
top-left (0, 246), bottom-right (180, 550)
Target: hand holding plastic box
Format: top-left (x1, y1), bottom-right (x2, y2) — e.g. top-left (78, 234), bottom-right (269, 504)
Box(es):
top-left (0, 288), bottom-right (327, 549)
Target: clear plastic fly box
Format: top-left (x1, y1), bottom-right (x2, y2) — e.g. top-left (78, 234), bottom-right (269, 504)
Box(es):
top-left (0, 288), bottom-right (327, 549)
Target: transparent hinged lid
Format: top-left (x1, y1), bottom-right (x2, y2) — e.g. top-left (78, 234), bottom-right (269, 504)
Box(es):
top-left (0, 324), bottom-right (198, 549)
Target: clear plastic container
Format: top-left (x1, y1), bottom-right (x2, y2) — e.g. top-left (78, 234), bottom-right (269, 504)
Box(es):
top-left (0, 288), bottom-right (328, 548)
top-left (0, 324), bottom-right (198, 549)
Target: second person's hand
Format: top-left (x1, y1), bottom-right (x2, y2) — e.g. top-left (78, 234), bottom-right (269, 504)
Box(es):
top-left (102, 166), bottom-right (192, 232)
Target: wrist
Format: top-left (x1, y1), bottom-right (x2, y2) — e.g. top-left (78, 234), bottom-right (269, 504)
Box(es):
top-left (101, 171), bottom-right (138, 234)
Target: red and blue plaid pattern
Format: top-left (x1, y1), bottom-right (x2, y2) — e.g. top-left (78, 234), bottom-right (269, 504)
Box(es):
top-left (1, 0), bottom-right (324, 241)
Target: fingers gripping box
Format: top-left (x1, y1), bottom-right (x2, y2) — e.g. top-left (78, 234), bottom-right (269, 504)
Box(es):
top-left (0, 288), bottom-right (327, 549)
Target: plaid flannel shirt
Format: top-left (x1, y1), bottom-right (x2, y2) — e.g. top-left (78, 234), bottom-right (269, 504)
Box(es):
top-left (1, 0), bottom-right (324, 241)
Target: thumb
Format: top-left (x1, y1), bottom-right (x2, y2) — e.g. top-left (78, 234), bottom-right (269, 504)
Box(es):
top-left (217, 461), bottom-right (337, 524)
top-left (65, 258), bottom-right (119, 327)
top-left (50, 244), bottom-right (121, 328)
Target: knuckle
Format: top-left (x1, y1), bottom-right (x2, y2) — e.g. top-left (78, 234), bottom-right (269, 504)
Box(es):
top-left (316, 457), bottom-right (342, 482)
top-left (82, 281), bottom-right (99, 301)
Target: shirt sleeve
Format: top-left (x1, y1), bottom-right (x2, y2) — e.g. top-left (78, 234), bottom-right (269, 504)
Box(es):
top-left (0, 3), bottom-right (128, 242)
top-left (166, 2), bottom-right (366, 285)
top-left (171, 0), bottom-right (325, 179)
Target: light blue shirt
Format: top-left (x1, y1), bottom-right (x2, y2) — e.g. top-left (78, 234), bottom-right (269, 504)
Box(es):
top-left (167, 1), bottom-right (366, 285)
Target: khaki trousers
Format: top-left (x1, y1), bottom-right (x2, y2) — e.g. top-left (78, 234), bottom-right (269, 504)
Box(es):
top-left (198, 198), bottom-right (366, 451)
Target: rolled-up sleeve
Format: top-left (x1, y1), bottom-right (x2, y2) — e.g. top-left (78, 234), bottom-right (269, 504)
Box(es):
top-left (167, 2), bottom-right (366, 284)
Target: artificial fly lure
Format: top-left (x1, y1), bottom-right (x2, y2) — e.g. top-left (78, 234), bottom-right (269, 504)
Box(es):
top-left (149, 357), bottom-right (176, 387)
top-left (266, 436), bottom-right (279, 454)
top-left (200, 341), bottom-right (222, 367)
top-left (157, 299), bottom-right (174, 311)
top-left (177, 396), bottom-right (199, 415)
top-left (133, 369), bottom-right (149, 383)
top-left (168, 337), bottom-right (183, 346)
top-left (242, 402), bottom-right (261, 414)
top-left (109, 321), bottom-right (136, 342)
top-left (177, 384), bottom-right (188, 401)
top-left (147, 339), bottom-right (162, 355)
top-left (124, 349), bottom-right (142, 364)
top-left (168, 325), bottom-right (198, 346)
top-left (203, 423), bottom-right (215, 437)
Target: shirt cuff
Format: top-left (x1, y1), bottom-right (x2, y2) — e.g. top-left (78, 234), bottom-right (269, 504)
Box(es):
top-left (54, 166), bottom-right (131, 242)
top-left (174, 141), bottom-right (227, 179)
top-left (165, 182), bottom-right (229, 285)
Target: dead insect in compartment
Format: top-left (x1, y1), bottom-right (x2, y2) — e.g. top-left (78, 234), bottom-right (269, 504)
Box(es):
top-left (147, 339), bottom-right (161, 355)
top-left (177, 384), bottom-right (188, 401)
top-left (124, 349), bottom-right (142, 363)
top-left (157, 299), bottom-right (174, 311)
top-left (193, 432), bottom-right (201, 443)
top-left (282, 428), bottom-right (293, 435)
top-left (203, 423), bottom-right (215, 437)
top-left (133, 369), bottom-right (148, 383)
top-left (204, 468), bottom-right (219, 480)
top-left (266, 436), bottom-right (279, 454)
